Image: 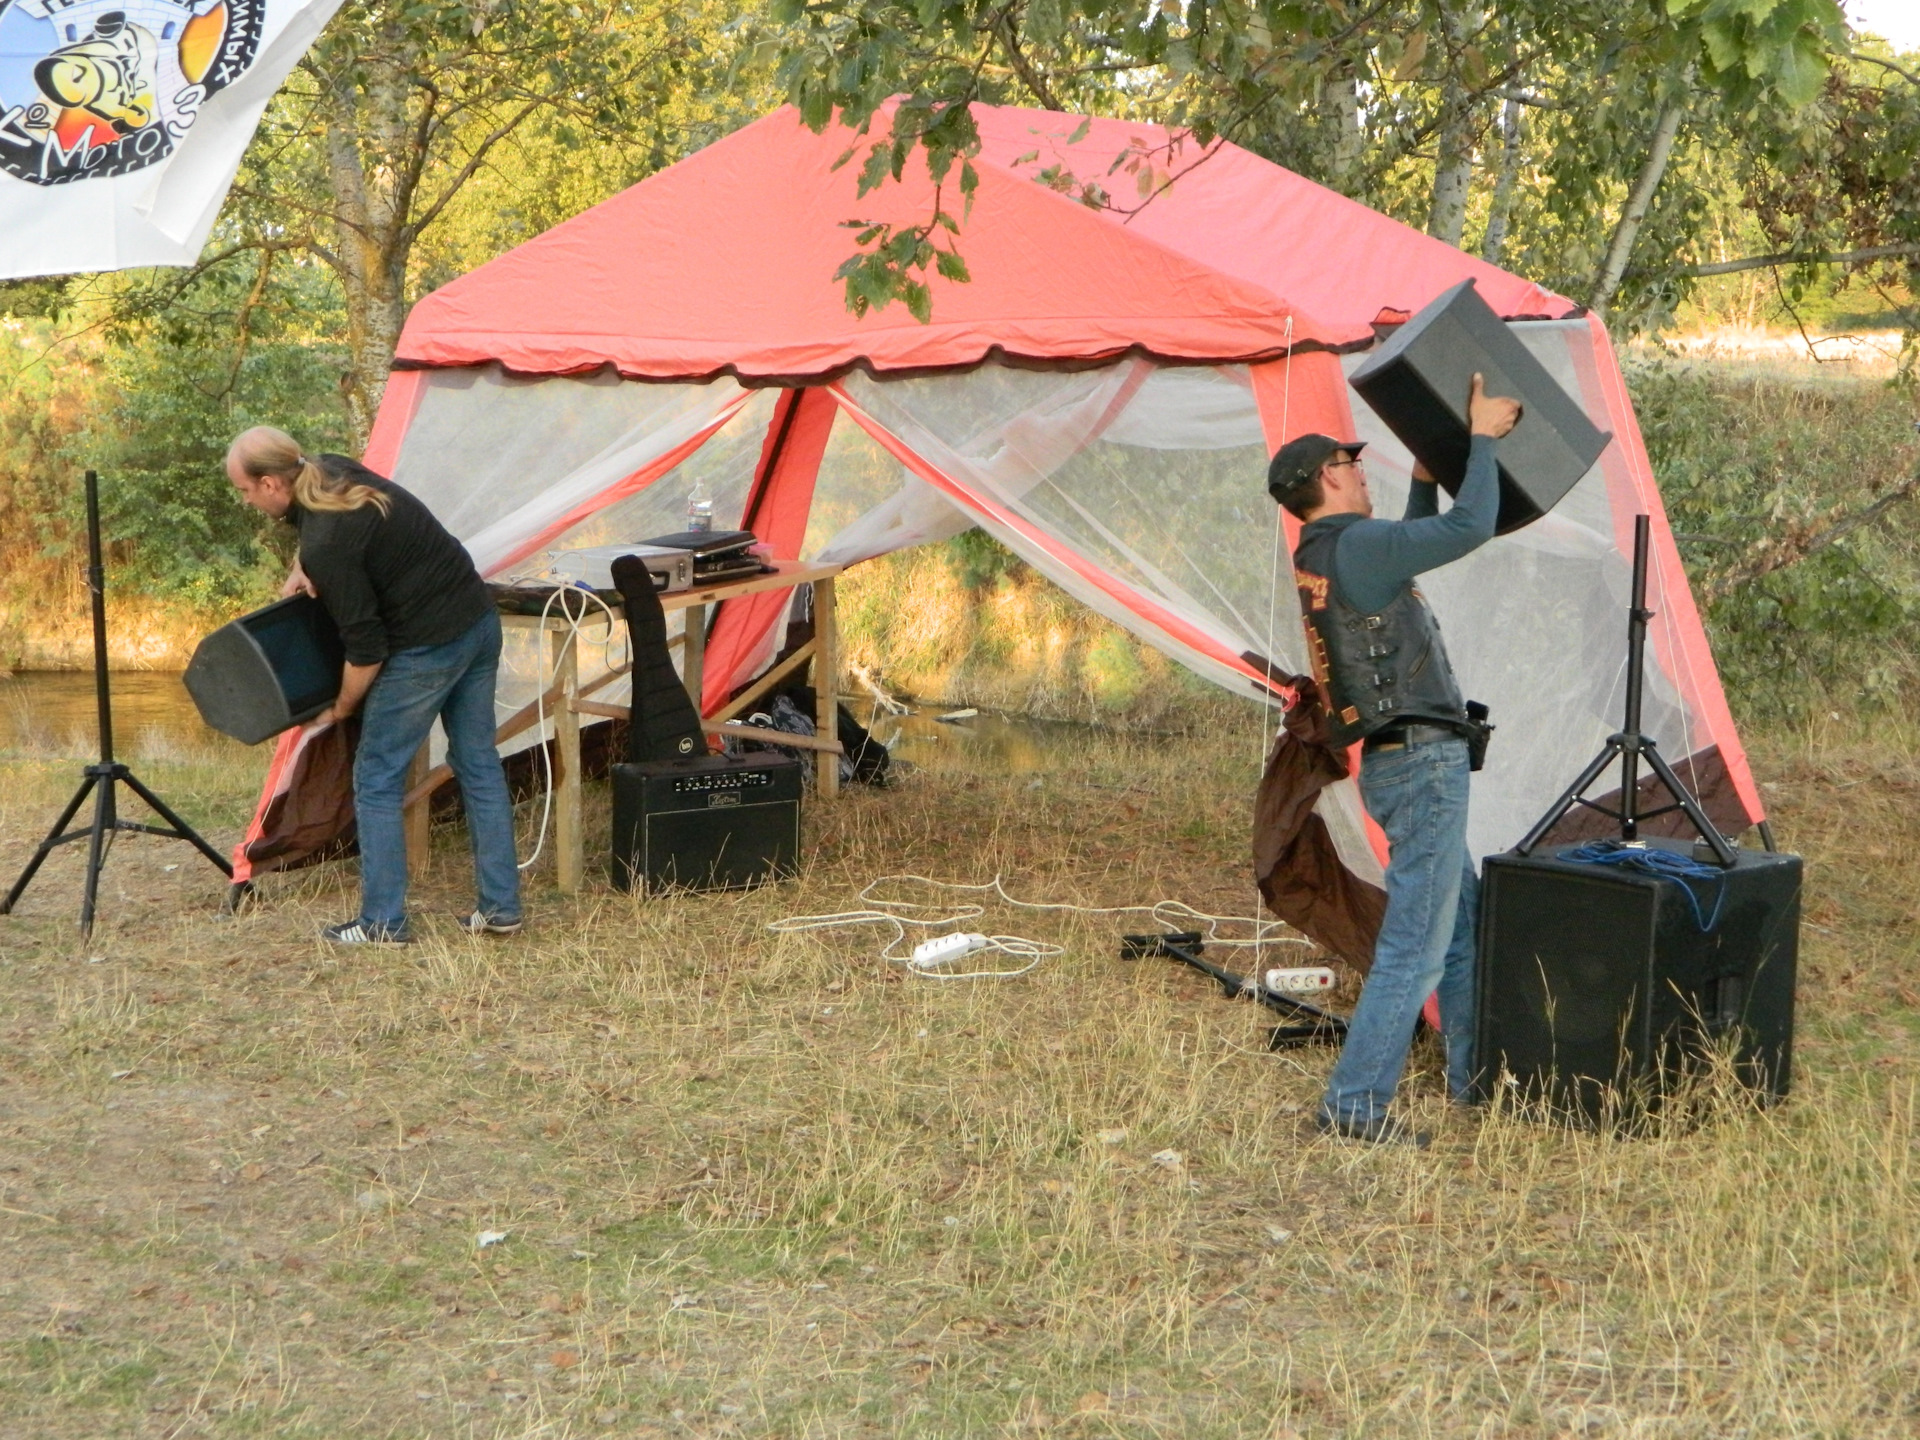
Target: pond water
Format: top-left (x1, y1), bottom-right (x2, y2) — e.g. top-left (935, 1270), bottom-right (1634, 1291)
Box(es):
top-left (0, 671), bottom-right (243, 760)
top-left (0, 670), bottom-right (1090, 774)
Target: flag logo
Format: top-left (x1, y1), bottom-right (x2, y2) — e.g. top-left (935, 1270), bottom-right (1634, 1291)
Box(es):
top-left (0, 0), bottom-right (263, 185)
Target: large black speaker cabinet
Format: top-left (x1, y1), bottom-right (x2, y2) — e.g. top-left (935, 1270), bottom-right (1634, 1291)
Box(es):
top-left (611, 752), bottom-right (802, 894)
top-left (1475, 840), bottom-right (1800, 1121)
top-left (183, 594), bottom-right (345, 744)
top-left (1349, 279), bottom-right (1612, 534)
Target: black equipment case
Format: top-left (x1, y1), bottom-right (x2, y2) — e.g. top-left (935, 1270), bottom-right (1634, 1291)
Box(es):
top-left (183, 594), bottom-right (345, 744)
top-left (1475, 839), bottom-right (1800, 1121)
top-left (1348, 278), bottom-right (1612, 533)
top-left (611, 752), bottom-right (802, 894)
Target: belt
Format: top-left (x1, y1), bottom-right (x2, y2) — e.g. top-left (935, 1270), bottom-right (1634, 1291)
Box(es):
top-left (1363, 722), bottom-right (1462, 752)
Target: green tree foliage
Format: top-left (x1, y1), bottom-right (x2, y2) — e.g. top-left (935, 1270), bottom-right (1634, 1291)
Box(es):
top-left (1634, 356), bottom-right (1920, 717)
top-left (78, 257), bottom-right (354, 609)
top-left (226, 0), bottom-right (765, 442)
top-left (759, 0), bottom-right (1849, 322)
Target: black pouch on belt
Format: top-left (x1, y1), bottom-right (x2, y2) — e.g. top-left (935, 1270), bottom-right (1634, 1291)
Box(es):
top-left (1463, 700), bottom-right (1494, 772)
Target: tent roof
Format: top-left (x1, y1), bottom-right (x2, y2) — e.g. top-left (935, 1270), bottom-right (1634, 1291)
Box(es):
top-left (396, 104), bottom-right (1576, 384)
top-left (968, 109), bottom-right (1572, 331)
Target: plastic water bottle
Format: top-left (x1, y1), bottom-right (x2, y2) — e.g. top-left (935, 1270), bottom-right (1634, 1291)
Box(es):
top-left (686, 478), bottom-right (713, 533)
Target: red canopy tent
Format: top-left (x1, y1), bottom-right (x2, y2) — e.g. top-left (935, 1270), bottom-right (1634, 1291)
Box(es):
top-left (231, 103), bottom-right (1764, 964)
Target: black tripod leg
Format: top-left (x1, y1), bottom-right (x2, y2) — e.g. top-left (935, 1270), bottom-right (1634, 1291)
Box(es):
top-left (79, 775), bottom-right (115, 938)
top-left (1514, 741), bottom-right (1622, 855)
top-left (1641, 745), bottom-right (1738, 866)
top-left (0, 773), bottom-right (98, 915)
top-left (119, 771), bottom-right (234, 877)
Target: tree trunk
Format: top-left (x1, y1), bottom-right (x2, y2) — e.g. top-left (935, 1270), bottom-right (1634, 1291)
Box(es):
top-left (1425, 4), bottom-right (1481, 247)
top-left (1589, 92), bottom-right (1689, 319)
top-left (1479, 96), bottom-right (1523, 264)
top-left (315, 50), bottom-right (419, 449)
top-left (1328, 62), bottom-right (1365, 196)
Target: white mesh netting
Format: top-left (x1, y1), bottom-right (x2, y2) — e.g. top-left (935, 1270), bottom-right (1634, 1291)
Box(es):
top-left (384, 330), bottom-right (1727, 868)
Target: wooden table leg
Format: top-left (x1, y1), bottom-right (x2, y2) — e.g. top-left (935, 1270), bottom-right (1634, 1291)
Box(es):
top-left (683, 602), bottom-right (706, 713)
top-left (814, 576), bottom-right (839, 800)
top-left (404, 741), bottom-right (432, 875)
top-left (553, 628), bottom-right (582, 894)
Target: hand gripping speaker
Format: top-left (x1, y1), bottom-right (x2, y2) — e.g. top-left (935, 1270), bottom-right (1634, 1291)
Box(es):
top-left (184, 594), bottom-right (345, 745)
top-left (1348, 279), bottom-right (1612, 534)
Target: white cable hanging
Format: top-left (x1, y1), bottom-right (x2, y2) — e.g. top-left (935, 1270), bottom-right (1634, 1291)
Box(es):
top-left (518, 582), bottom-right (627, 871)
top-left (1254, 316), bottom-right (1296, 969)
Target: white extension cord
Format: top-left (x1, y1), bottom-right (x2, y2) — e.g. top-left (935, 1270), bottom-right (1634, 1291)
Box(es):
top-left (1264, 966), bottom-right (1337, 994)
top-left (518, 581), bottom-right (628, 871)
top-left (769, 874), bottom-right (1313, 982)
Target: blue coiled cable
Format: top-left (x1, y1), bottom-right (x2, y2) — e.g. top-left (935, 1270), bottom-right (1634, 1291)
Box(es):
top-left (1559, 839), bottom-right (1730, 933)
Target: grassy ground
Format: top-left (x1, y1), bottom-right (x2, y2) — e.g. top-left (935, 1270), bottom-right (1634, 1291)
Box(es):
top-left (0, 712), bottom-right (1915, 1439)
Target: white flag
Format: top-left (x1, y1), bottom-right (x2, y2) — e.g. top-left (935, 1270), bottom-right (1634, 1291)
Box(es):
top-left (0, 0), bottom-right (343, 277)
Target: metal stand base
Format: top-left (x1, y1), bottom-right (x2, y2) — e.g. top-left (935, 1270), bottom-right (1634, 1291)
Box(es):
top-left (1513, 514), bottom-right (1737, 867)
top-left (1, 763), bottom-right (231, 935)
top-left (0, 470), bottom-right (231, 937)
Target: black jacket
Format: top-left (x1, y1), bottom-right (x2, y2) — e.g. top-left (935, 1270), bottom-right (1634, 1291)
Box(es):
top-left (290, 458), bottom-right (489, 666)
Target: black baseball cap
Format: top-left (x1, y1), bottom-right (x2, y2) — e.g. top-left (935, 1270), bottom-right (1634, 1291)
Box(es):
top-left (1267, 434), bottom-right (1365, 503)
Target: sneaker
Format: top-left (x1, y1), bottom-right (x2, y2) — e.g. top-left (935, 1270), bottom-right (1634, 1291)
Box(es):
top-left (1314, 1111), bottom-right (1431, 1149)
top-left (453, 911), bottom-right (523, 937)
top-left (323, 919), bottom-right (413, 945)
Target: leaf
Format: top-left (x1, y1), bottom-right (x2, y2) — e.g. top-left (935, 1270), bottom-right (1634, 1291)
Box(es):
top-left (1771, 33), bottom-right (1829, 107)
top-left (857, 144), bottom-right (892, 198)
top-left (1394, 28), bottom-right (1429, 82)
top-left (903, 280), bottom-right (933, 324)
top-left (935, 248), bottom-right (971, 283)
top-left (1067, 117), bottom-right (1091, 145)
top-left (1461, 44), bottom-right (1489, 91)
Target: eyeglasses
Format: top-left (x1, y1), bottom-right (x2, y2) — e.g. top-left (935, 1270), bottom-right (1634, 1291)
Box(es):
top-left (1324, 456), bottom-right (1364, 472)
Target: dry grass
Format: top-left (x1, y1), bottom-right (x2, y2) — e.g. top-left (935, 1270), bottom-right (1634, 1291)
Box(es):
top-left (0, 714), bottom-right (1915, 1438)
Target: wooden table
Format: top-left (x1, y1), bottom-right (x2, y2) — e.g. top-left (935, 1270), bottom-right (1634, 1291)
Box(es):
top-left (402, 560), bottom-right (845, 893)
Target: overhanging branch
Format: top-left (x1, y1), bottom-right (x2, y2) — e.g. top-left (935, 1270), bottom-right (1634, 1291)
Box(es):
top-left (1648, 242), bottom-right (1920, 279)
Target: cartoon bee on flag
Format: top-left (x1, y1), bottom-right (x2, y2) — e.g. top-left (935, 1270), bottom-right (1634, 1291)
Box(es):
top-left (0, 0), bottom-right (262, 183)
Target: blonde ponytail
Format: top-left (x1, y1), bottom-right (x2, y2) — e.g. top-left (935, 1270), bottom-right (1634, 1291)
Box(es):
top-left (229, 426), bottom-right (391, 516)
top-left (291, 455), bottom-right (391, 516)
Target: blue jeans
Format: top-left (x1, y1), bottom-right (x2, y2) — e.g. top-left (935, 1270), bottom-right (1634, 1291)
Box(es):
top-left (352, 610), bottom-right (520, 933)
top-left (1321, 734), bottom-right (1479, 1125)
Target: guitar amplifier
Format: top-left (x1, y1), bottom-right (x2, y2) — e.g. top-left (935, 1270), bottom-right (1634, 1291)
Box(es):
top-left (183, 594), bottom-right (345, 744)
top-left (610, 752), bottom-right (802, 893)
top-left (1475, 839), bottom-right (1800, 1122)
top-left (1349, 278), bottom-right (1612, 533)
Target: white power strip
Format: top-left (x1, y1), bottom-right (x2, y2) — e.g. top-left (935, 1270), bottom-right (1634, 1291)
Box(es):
top-left (912, 932), bottom-right (991, 968)
top-left (1265, 966), bottom-right (1337, 994)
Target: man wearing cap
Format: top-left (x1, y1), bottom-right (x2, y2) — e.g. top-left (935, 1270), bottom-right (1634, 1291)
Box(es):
top-left (1268, 374), bottom-right (1522, 1146)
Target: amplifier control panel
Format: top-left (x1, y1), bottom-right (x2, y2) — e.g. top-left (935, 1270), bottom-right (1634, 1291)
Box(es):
top-left (672, 769), bottom-right (775, 795)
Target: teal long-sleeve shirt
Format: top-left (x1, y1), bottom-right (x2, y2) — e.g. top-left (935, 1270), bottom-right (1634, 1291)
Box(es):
top-left (1316, 435), bottom-right (1500, 614)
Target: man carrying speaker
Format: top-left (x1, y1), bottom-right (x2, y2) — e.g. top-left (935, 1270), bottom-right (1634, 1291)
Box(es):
top-left (226, 427), bottom-right (523, 944)
top-left (1266, 375), bottom-right (1522, 1147)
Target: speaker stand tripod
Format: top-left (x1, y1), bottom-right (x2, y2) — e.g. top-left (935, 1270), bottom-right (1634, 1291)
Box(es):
top-left (0, 470), bottom-right (232, 937)
top-left (1514, 513), bottom-right (1738, 865)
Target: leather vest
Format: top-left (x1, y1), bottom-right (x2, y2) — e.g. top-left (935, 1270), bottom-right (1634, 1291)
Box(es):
top-left (1294, 517), bottom-right (1468, 748)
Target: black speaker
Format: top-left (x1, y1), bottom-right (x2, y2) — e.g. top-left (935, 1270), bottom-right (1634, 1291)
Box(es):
top-left (1348, 279), bottom-right (1612, 534)
top-left (610, 752), bottom-right (802, 893)
top-left (1475, 839), bottom-right (1799, 1121)
top-left (183, 594), bottom-right (345, 744)
top-left (609, 554), bottom-right (706, 764)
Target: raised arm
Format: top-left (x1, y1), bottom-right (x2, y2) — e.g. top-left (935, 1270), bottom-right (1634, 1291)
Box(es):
top-left (1335, 375), bottom-right (1521, 612)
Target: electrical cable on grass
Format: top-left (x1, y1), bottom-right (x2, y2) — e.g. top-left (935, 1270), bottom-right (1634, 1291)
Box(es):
top-left (768, 874), bottom-right (1311, 981)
